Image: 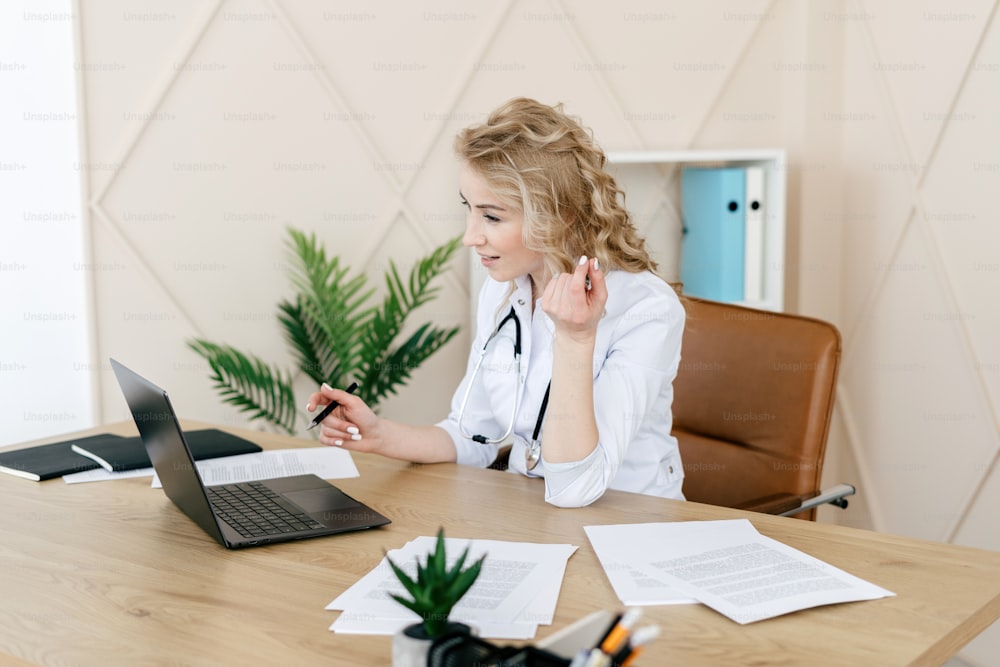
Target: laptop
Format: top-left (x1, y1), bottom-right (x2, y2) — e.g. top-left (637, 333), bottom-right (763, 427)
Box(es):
top-left (110, 358), bottom-right (390, 548)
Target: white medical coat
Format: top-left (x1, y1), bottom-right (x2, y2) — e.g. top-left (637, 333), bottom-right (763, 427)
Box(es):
top-left (437, 270), bottom-right (686, 507)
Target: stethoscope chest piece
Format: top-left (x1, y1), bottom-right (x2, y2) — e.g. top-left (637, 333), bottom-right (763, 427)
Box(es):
top-left (525, 440), bottom-right (541, 470)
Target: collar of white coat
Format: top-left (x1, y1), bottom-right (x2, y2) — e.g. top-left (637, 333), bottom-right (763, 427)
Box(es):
top-left (508, 275), bottom-right (555, 336)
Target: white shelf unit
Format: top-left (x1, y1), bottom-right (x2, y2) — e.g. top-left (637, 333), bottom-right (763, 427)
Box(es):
top-left (466, 148), bottom-right (787, 316)
top-left (606, 149), bottom-right (786, 312)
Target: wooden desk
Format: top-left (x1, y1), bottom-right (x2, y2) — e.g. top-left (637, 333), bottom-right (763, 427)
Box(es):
top-left (1, 422), bottom-right (999, 666)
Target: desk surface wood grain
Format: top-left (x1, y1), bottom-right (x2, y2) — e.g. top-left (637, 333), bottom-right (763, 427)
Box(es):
top-left (1, 422), bottom-right (998, 666)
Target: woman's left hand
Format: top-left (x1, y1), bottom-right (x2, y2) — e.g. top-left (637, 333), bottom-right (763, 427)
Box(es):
top-left (540, 256), bottom-right (608, 342)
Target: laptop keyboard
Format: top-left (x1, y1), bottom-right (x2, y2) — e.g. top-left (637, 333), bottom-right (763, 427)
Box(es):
top-left (207, 481), bottom-right (324, 538)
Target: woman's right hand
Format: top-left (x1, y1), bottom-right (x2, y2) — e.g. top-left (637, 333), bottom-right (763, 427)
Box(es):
top-left (541, 255), bottom-right (607, 344)
top-left (305, 384), bottom-right (381, 453)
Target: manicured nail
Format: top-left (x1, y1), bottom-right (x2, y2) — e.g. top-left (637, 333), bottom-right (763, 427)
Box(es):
top-left (592, 257), bottom-right (600, 271)
top-left (322, 383), bottom-right (333, 392)
top-left (333, 439), bottom-right (343, 447)
top-left (351, 434), bottom-right (362, 441)
top-left (346, 426), bottom-right (359, 434)
top-left (578, 255), bottom-right (587, 266)
top-left (305, 402), bottom-right (312, 411)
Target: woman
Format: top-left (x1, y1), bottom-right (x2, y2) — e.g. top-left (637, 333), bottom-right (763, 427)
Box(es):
top-left (307, 97), bottom-right (685, 507)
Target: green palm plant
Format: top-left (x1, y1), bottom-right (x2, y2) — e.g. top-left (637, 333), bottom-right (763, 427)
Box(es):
top-left (188, 227), bottom-right (462, 434)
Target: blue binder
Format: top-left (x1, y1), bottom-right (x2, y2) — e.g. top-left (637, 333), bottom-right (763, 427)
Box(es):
top-left (680, 167), bottom-right (746, 302)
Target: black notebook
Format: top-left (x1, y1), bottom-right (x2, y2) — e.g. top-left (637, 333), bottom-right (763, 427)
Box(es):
top-left (71, 429), bottom-right (263, 472)
top-left (0, 433), bottom-right (122, 481)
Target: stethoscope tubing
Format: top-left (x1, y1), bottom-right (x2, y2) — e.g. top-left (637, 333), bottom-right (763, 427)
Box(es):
top-left (457, 307), bottom-right (522, 445)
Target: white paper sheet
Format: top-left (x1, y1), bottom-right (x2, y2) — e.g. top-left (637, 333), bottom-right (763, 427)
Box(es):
top-left (584, 521), bottom-right (764, 605)
top-left (328, 614), bottom-right (539, 640)
top-left (586, 520), bottom-right (894, 624)
top-left (63, 466), bottom-right (154, 484)
top-left (327, 561), bottom-right (566, 639)
top-left (151, 447), bottom-right (359, 488)
top-left (327, 536), bottom-right (576, 639)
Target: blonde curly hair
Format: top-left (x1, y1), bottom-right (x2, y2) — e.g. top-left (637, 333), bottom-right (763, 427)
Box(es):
top-left (454, 97), bottom-right (657, 282)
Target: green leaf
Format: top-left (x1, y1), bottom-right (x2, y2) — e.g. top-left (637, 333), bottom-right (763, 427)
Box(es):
top-left (386, 554), bottom-right (421, 599)
top-left (283, 228), bottom-right (376, 387)
top-left (431, 528), bottom-right (447, 581)
top-left (186, 340), bottom-right (298, 434)
top-left (357, 236), bottom-right (463, 408)
top-left (189, 227), bottom-right (461, 433)
top-left (444, 554), bottom-right (485, 602)
top-left (384, 527), bottom-right (485, 637)
top-left (363, 323), bottom-right (459, 405)
top-left (388, 594), bottom-right (422, 619)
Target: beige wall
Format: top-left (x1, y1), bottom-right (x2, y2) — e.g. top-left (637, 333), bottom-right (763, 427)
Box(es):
top-left (75, 1), bottom-right (999, 662)
top-left (821, 3), bottom-right (1000, 662)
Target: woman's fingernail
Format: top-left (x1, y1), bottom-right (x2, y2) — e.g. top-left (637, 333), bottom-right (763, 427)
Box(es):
top-left (346, 426), bottom-right (359, 435)
top-left (322, 383), bottom-right (333, 392)
top-left (593, 257), bottom-right (600, 271)
top-left (578, 255), bottom-right (587, 266)
top-left (333, 439), bottom-right (343, 447)
top-left (351, 434), bottom-right (362, 441)
top-left (305, 402), bottom-right (312, 411)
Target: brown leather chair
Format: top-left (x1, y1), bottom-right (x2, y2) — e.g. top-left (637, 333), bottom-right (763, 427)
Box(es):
top-left (672, 296), bottom-right (852, 520)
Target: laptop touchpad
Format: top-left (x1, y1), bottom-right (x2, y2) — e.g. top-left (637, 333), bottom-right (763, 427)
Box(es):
top-left (284, 488), bottom-right (361, 513)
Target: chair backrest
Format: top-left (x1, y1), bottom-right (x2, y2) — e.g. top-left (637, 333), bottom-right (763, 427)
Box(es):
top-left (672, 297), bottom-right (842, 520)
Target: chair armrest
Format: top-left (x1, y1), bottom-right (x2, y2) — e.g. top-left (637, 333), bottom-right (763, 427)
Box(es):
top-left (734, 484), bottom-right (856, 516)
top-left (778, 484), bottom-right (856, 517)
top-left (734, 493), bottom-right (805, 515)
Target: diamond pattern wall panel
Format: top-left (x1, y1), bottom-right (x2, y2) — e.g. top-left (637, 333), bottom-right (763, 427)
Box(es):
top-left (921, 18), bottom-right (1000, 415)
top-left (278, 1), bottom-right (516, 172)
top-left (822, 1), bottom-right (1000, 659)
top-left (839, 208), bottom-right (997, 540)
top-left (567, 0), bottom-right (775, 147)
top-left (863, 0), bottom-right (996, 165)
top-left (77, 0), bottom-right (214, 195)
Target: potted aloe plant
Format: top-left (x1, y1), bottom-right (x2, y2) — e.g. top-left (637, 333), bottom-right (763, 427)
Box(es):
top-left (386, 528), bottom-right (485, 666)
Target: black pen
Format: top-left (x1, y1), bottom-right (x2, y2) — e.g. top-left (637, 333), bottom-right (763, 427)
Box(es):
top-left (306, 381), bottom-right (359, 431)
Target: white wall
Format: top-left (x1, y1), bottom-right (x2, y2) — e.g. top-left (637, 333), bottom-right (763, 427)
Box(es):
top-left (9, 0), bottom-right (1000, 661)
top-left (0, 0), bottom-right (93, 447)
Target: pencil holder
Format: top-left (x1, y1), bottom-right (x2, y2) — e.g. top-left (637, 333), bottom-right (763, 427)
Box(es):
top-left (426, 629), bottom-right (570, 667)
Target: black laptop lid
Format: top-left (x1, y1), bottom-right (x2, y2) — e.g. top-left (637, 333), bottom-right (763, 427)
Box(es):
top-left (110, 358), bottom-right (225, 545)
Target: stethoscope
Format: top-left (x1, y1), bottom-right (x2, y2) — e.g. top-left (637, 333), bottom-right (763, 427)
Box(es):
top-left (456, 306), bottom-right (550, 470)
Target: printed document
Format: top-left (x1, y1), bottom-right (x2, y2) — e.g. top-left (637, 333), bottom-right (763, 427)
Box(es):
top-left (586, 519), bottom-right (893, 624)
top-left (64, 466), bottom-right (155, 484)
top-left (327, 535), bottom-right (576, 639)
top-left (152, 447), bottom-right (359, 487)
top-left (65, 447), bottom-right (359, 485)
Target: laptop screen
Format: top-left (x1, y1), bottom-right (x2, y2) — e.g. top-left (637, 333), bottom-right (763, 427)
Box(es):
top-left (110, 358), bottom-right (225, 543)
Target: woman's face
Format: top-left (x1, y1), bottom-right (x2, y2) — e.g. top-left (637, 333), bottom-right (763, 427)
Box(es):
top-left (459, 163), bottom-right (545, 289)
